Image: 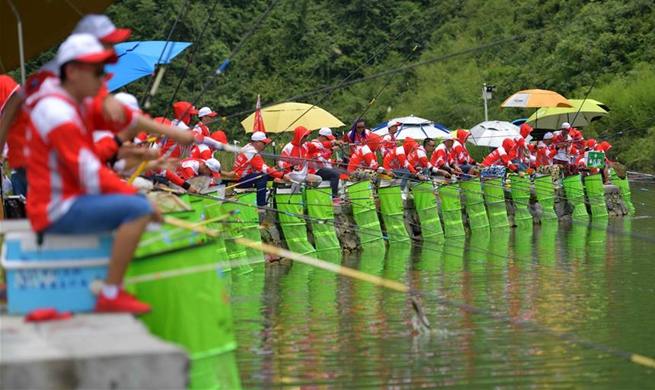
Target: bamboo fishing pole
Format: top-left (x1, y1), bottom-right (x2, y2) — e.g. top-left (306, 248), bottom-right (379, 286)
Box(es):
top-left (162, 215), bottom-right (432, 330)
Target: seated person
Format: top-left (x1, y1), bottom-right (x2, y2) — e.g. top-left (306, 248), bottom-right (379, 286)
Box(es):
top-left (27, 34), bottom-right (161, 313)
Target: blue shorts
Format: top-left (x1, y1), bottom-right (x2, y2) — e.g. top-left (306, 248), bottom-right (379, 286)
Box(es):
top-left (44, 194), bottom-right (153, 234)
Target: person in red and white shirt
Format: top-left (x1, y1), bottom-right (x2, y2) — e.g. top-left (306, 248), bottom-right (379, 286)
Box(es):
top-left (342, 118), bottom-right (371, 159)
top-left (235, 132), bottom-right (290, 207)
top-left (279, 126), bottom-right (339, 191)
top-left (481, 138), bottom-right (523, 176)
top-left (382, 144), bottom-right (423, 189)
top-left (452, 129), bottom-right (478, 175)
top-left (430, 134), bottom-right (461, 177)
top-left (380, 120), bottom-right (400, 157)
top-left (310, 128), bottom-right (342, 200)
top-left (27, 33), bottom-right (160, 314)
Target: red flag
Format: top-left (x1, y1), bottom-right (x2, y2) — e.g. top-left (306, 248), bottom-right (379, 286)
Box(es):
top-left (253, 94), bottom-right (266, 133)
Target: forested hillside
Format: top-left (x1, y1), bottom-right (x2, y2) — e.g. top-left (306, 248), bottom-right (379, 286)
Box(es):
top-left (15, 0), bottom-right (655, 172)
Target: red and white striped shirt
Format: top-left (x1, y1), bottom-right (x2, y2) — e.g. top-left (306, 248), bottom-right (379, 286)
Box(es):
top-left (26, 81), bottom-right (137, 232)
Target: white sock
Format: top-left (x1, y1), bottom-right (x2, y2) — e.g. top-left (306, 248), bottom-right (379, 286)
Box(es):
top-left (101, 284), bottom-right (119, 299)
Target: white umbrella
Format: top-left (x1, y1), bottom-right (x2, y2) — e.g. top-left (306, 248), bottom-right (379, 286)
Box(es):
top-left (372, 115), bottom-right (450, 140)
top-left (469, 120), bottom-right (521, 148)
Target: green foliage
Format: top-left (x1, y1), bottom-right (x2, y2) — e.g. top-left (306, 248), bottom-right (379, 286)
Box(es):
top-left (7, 0), bottom-right (655, 172)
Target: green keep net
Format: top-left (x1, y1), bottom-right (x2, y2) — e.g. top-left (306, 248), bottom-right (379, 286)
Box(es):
top-left (584, 174), bottom-right (609, 218)
top-left (127, 241), bottom-right (239, 390)
top-left (459, 177), bottom-right (490, 230)
top-left (347, 181), bottom-right (383, 243)
top-left (509, 175), bottom-right (533, 223)
top-left (438, 184), bottom-right (465, 237)
top-left (377, 185), bottom-right (410, 244)
top-left (534, 175), bottom-right (558, 220)
top-left (305, 188), bottom-right (341, 251)
top-left (220, 193), bottom-right (265, 274)
top-left (611, 171), bottom-right (635, 214)
top-left (482, 177), bottom-right (510, 228)
top-left (276, 192), bottom-right (316, 255)
top-left (562, 174), bottom-right (589, 220)
top-left (201, 199), bottom-right (233, 272)
top-left (411, 182), bottom-right (443, 238)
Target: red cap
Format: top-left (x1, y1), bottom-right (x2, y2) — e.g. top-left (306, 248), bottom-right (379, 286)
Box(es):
top-left (210, 130), bottom-right (228, 144)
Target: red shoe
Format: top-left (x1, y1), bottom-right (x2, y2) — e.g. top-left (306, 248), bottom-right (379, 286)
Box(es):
top-left (94, 290), bottom-right (151, 314)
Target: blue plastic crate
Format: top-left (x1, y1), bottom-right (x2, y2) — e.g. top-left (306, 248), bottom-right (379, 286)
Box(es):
top-left (1, 232), bottom-right (113, 315)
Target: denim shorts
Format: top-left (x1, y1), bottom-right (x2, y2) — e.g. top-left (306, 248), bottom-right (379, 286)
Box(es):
top-left (44, 194), bottom-right (153, 234)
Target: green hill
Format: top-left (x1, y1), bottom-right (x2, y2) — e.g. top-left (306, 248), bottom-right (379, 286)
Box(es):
top-left (12, 0), bottom-right (655, 172)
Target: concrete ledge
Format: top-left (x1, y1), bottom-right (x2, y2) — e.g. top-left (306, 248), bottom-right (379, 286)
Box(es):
top-left (1, 314), bottom-right (188, 389)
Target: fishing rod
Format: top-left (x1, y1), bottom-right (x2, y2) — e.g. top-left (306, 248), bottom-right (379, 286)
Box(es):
top-left (162, 215), bottom-right (432, 330)
top-left (163, 194), bottom-right (655, 371)
top-left (164, 0), bottom-right (279, 138)
top-left (139, 0), bottom-right (192, 108)
top-left (420, 283), bottom-right (655, 370)
top-left (162, 0), bottom-right (221, 119)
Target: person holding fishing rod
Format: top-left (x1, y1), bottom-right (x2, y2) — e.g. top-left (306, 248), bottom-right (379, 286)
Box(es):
top-left (310, 128), bottom-right (344, 203)
top-left (279, 126), bottom-right (343, 195)
top-left (26, 34), bottom-right (162, 314)
top-left (234, 132), bottom-right (291, 208)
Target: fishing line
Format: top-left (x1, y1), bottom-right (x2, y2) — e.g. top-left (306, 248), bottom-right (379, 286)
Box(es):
top-left (172, 0), bottom-right (279, 126)
top-left (250, 6), bottom-right (440, 154)
top-left (163, 0), bottom-right (222, 117)
top-left (186, 194), bottom-right (655, 371)
top-left (139, 0), bottom-right (192, 107)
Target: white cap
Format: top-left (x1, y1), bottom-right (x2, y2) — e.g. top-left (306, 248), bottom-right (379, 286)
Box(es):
top-left (561, 122), bottom-right (571, 129)
top-left (114, 92), bottom-right (139, 112)
top-left (56, 33), bottom-right (118, 67)
top-left (198, 107), bottom-right (217, 118)
top-left (543, 132), bottom-right (554, 140)
top-left (251, 132), bottom-right (272, 143)
top-left (318, 127), bottom-right (335, 139)
top-left (387, 119), bottom-right (402, 128)
top-left (205, 158), bottom-right (222, 178)
top-left (442, 134), bottom-right (454, 141)
top-left (72, 15), bottom-right (131, 44)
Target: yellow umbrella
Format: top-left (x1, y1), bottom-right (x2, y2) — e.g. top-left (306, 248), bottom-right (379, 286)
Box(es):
top-left (500, 89), bottom-right (574, 109)
top-left (241, 102), bottom-right (345, 133)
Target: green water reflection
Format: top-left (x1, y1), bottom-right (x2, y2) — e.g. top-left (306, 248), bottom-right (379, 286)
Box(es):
top-left (230, 184), bottom-right (655, 388)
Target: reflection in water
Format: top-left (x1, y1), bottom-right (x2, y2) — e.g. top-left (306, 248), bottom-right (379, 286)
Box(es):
top-left (232, 191), bottom-right (655, 388)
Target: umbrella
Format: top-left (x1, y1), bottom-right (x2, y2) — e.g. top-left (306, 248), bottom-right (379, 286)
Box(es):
top-left (241, 102), bottom-right (345, 133)
top-left (525, 99), bottom-right (610, 130)
top-left (1, 1), bottom-right (114, 73)
top-left (106, 41), bottom-right (192, 91)
top-left (501, 89), bottom-right (574, 109)
top-left (469, 120), bottom-right (521, 148)
top-left (372, 115), bottom-right (450, 140)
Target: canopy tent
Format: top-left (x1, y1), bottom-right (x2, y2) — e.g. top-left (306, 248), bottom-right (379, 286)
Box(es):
top-left (1, 1), bottom-right (115, 76)
top-left (372, 115), bottom-right (450, 140)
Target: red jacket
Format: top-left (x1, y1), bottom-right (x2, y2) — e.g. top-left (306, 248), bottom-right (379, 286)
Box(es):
top-left (347, 145), bottom-right (378, 173)
top-left (430, 143), bottom-right (453, 168)
top-left (26, 82), bottom-right (137, 232)
top-left (234, 143), bottom-right (282, 180)
top-left (482, 138), bottom-right (517, 171)
top-left (279, 126), bottom-right (332, 174)
top-left (382, 146), bottom-right (416, 173)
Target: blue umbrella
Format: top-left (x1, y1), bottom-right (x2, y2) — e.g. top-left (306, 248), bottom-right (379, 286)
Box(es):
top-left (106, 41), bottom-right (192, 91)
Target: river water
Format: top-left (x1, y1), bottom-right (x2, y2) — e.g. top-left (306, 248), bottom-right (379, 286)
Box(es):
top-left (229, 183), bottom-right (655, 388)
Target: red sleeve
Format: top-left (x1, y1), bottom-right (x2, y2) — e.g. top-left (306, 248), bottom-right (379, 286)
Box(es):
top-left (94, 136), bottom-right (120, 163)
top-left (398, 153), bottom-right (416, 173)
top-left (251, 154), bottom-right (283, 179)
top-left (278, 148), bottom-right (293, 170)
top-left (48, 123), bottom-right (136, 195)
top-left (382, 153), bottom-right (392, 170)
top-left (165, 170), bottom-right (186, 186)
top-left (90, 100), bottom-right (135, 134)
